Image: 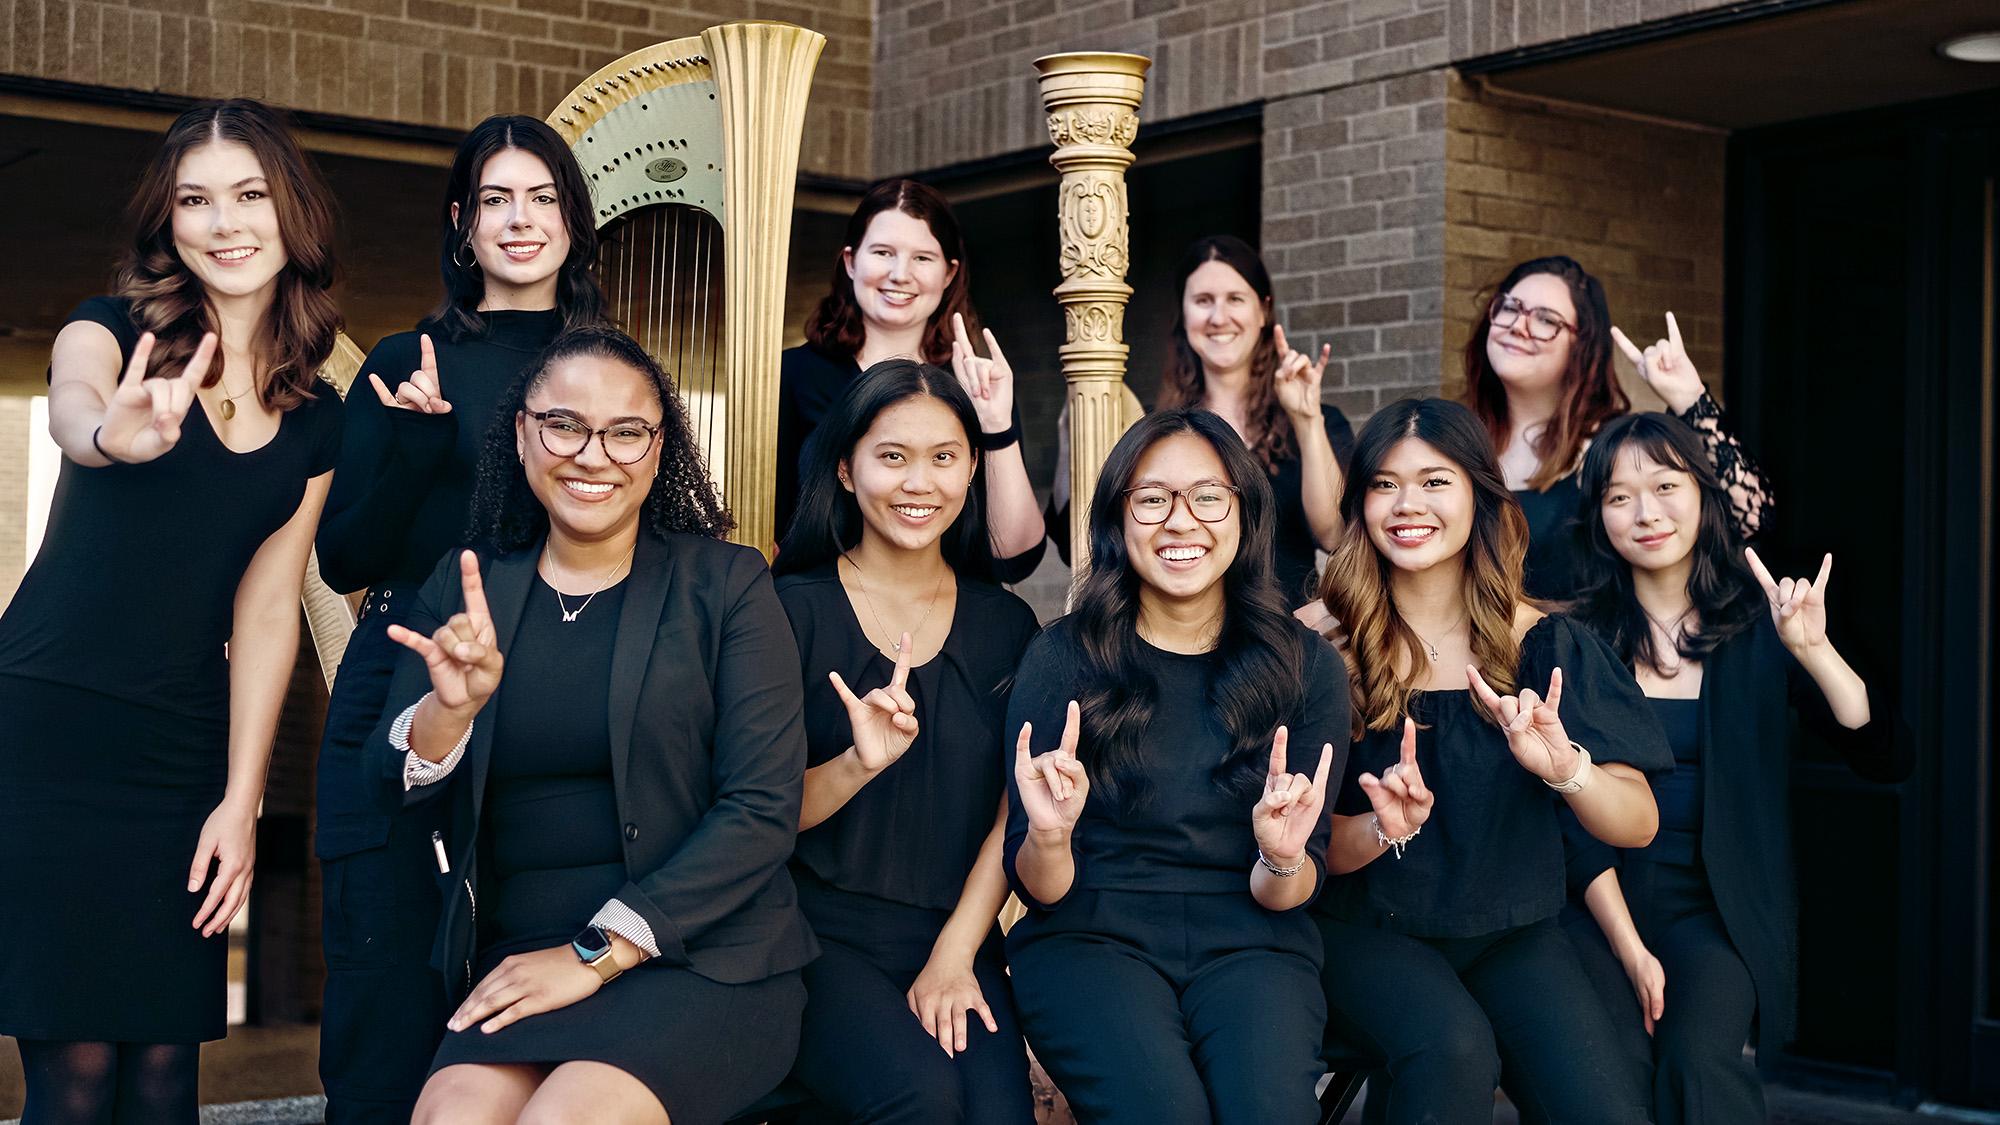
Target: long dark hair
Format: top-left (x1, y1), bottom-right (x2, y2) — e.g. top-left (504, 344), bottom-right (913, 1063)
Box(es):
top-left (433, 115), bottom-right (609, 342)
top-left (1318, 398), bottom-right (1530, 732)
top-left (1070, 409), bottom-right (1304, 810)
top-left (1154, 235), bottom-right (1294, 474)
top-left (465, 327), bottom-right (731, 552)
top-left (1570, 412), bottom-right (1763, 670)
top-left (774, 359), bottom-right (995, 582)
top-left (803, 179), bottom-right (977, 365)
top-left (1460, 255), bottom-right (1627, 491)
top-left (116, 98), bottom-right (340, 411)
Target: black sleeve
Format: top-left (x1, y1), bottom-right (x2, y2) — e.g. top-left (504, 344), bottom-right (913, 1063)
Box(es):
top-left (1784, 645), bottom-right (1913, 785)
top-left (1520, 614), bottom-right (1673, 777)
top-left (989, 536), bottom-right (1048, 585)
top-left (363, 549), bottom-right (473, 813)
top-left (1323, 408), bottom-right (1357, 473)
top-left (1559, 805), bottom-right (1618, 898)
top-left (306, 387), bottom-right (345, 476)
top-left (618, 549), bottom-right (808, 966)
top-left (314, 335), bottom-right (458, 594)
top-left (1002, 624), bottom-right (1084, 910)
top-left (1045, 496), bottom-right (1073, 567)
top-left (1287, 632), bottom-right (1351, 910)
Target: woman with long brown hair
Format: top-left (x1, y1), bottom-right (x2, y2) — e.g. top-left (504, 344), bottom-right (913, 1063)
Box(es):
top-left (1309, 397), bottom-right (1668, 1124)
top-left (0, 98), bottom-right (345, 1121)
top-left (775, 178), bottom-right (1045, 580)
top-left (1461, 255), bottom-right (1770, 599)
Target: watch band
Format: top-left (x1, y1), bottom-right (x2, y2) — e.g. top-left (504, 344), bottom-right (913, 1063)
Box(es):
top-left (572, 925), bottom-right (623, 984)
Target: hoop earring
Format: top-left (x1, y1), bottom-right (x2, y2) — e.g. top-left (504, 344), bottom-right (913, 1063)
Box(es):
top-left (453, 242), bottom-right (478, 270)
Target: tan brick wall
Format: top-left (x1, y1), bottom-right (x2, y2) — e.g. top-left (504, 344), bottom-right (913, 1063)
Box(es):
top-left (0, 397), bottom-right (27, 609)
top-left (1449, 0), bottom-right (1748, 58)
top-left (2, 0), bottom-right (872, 179)
top-left (1442, 72), bottom-right (1724, 403)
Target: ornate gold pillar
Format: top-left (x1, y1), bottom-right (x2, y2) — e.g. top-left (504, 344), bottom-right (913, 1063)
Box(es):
top-left (1034, 52), bottom-right (1149, 583)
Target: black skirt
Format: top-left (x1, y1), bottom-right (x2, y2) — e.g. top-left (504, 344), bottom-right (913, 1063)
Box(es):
top-left (0, 676), bottom-right (232, 1042)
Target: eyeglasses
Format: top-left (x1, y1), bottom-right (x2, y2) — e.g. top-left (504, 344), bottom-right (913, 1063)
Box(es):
top-left (1488, 295), bottom-right (1574, 342)
top-left (1124, 484), bottom-right (1240, 525)
top-left (527, 410), bottom-right (661, 465)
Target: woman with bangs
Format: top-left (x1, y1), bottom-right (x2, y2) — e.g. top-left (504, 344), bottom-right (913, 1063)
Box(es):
top-left (1558, 412), bottom-right (1910, 1124)
top-left (0, 98), bottom-right (345, 1121)
top-left (1003, 409), bottom-right (1350, 1125)
top-left (1308, 397), bottom-right (1669, 1125)
top-left (312, 114), bottom-right (610, 1123)
top-left (1461, 255), bottom-right (1770, 600)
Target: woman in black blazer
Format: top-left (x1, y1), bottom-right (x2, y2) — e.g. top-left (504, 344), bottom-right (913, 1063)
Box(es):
top-left (1561, 412), bottom-right (1910, 1124)
top-left (368, 326), bottom-right (818, 1125)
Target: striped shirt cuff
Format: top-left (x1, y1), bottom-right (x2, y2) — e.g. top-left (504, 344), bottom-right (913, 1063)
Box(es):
top-left (590, 898), bottom-right (661, 959)
top-left (392, 694), bottom-right (472, 790)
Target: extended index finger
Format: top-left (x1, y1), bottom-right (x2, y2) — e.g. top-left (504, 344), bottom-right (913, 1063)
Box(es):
top-left (457, 549), bottom-right (491, 627)
top-left (1267, 725), bottom-right (1289, 782)
top-left (1273, 324), bottom-right (1291, 356)
top-left (1608, 325), bottom-right (1645, 366)
top-left (419, 333), bottom-right (439, 378)
top-left (952, 311), bottom-right (974, 352)
top-left (1466, 664), bottom-right (1504, 712)
top-left (120, 332), bottom-right (157, 389)
top-left (1743, 547), bottom-right (1781, 599)
top-left (1812, 552), bottom-right (1833, 594)
top-left (1665, 311), bottom-right (1684, 354)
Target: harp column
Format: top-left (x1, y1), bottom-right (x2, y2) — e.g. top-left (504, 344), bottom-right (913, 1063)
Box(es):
top-left (1034, 52), bottom-right (1150, 582)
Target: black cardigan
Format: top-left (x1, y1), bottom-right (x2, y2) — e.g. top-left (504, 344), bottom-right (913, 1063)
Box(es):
top-left (369, 533), bottom-right (820, 1003)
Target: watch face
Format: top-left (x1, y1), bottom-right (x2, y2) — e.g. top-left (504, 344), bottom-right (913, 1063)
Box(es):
top-left (573, 926), bottom-right (613, 959)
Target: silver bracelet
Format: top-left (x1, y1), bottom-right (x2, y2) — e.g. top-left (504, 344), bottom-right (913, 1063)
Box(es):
top-left (1544, 743), bottom-right (1593, 794)
top-left (1257, 850), bottom-right (1307, 878)
top-left (1372, 814), bottom-right (1420, 859)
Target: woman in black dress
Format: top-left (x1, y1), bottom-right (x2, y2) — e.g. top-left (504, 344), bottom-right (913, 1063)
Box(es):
top-left (374, 327), bottom-right (817, 1124)
top-left (312, 114), bottom-right (608, 1124)
top-left (774, 359), bottom-right (1039, 1122)
top-left (1004, 409), bottom-right (1350, 1125)
top-left (1558, 412), bottom-right (1910, 1124)
top-left (775, 178), bottom-right (1044, 579)
top-left (1309, 397), bottom-right (1669, 1125)
top-left (1459, 255), bottom-right (1770, 599)
top-left (0, 99), bottom-right (345, 1122)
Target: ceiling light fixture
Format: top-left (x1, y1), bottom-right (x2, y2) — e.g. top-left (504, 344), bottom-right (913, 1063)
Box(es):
top-left (1938, 31), bottom-right (2000, 63)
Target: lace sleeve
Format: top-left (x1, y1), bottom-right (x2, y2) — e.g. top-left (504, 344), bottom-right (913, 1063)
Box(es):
top-left (1677, 392), bottom-right (1774, 540)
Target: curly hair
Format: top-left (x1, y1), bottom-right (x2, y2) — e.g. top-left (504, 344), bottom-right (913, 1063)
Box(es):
top-left (465, 326), bottom-right (732, 552)
top-left (804, 178), bottom-right (978, 365)
top-left (1154, 236), bottom-right (1297, 475)
top-left (116, 98), bottom-right (340, 411)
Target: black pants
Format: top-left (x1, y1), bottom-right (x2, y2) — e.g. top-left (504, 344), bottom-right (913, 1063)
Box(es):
top-left (791, 874), bottom-right (1034, 1124)
top-left (1569, 859), bottom-right (1765, 1125)
top-left (1008, 889), bottom-right (1325, 1125)
top-left (1317, 915), bottom-right (1648, 1125)
top-left (315, 610), bottom-right (450, 1125)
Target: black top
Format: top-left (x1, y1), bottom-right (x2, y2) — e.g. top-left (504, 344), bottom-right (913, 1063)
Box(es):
top-left (778, 563), bottom-right (1040, 911)
top-left (1645, 696), bottom-right (1702, 866)
top-left (482, 576), bottom-right (629, 955)
top-left (0, 297), bottom-right (343, 719)
top-left (1515, 475), bottom-right (1583, 602)
top-left (1002, 616), bottom-right (1350, 909)
top-left (1317, 614), bottom-right (1673, 939)
top-left (775, 342), bottom-right (1044, 583)
top-left (316, 310), bottom-right (563, 595)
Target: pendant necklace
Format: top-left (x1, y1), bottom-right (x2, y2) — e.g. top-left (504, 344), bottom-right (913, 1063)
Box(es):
top-left (550, 544), bottom-right (636, 622)
top-left (217, 382), bottom-right (257, 421)
top-left (842, 552), bottom-right (946, 656)
top-left (1408, 614), bottom-right (1467, 663)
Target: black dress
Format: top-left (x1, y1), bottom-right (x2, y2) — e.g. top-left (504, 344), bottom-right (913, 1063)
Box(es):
top-left (778, 564), bottom-right (1041, 1123)
top-left (0, 296), bottom-right (343, 1043)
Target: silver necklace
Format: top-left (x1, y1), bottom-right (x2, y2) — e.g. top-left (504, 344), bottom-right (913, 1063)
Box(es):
top-left (1641, 605), bottom-right (1694, 677)
top-left (548, 545), bottom-right (635, 622)
top-left (842, 552), bottom-right (946, 655)
top-left (1408, 614), bottom-right (1467, 663)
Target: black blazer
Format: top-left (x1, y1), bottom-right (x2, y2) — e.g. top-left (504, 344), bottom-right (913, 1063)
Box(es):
top-left (368, 532), bottom-right (820, 1004)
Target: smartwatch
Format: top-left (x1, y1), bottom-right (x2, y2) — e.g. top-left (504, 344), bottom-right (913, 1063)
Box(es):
top-left (571, 925), bottom-right (623, 984)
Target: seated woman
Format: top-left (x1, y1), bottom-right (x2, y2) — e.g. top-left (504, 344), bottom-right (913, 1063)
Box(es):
top-left (1310, 397), bottom-right (1670, 1125)
top-left (1004, 409), bottom-right (1351, 1125)
top-left (1560, 412), bottom-right (1911, 1125)
top-left (774, 359), bottom-right (1040, 1122)
top-left (370, 327), bottom-right (818, 1125)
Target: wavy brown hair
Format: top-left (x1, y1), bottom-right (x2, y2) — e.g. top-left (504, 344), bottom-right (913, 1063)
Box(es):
top-left (1460, 255), bottom-right (1627, 492)
top-left (1155, 236), bottom-right (1295, 474)
top-left (804, 179), bottom-right (976, 365)
top-left (1319, 398), bottom-right (1530, 733)
top-left (115, 98), bottom-right (340, 411)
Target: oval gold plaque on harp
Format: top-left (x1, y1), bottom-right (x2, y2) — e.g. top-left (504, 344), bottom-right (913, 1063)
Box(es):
top-left (546, 21), bottom-right (827, 557)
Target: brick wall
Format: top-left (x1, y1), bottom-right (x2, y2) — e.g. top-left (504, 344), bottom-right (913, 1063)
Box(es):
top-left (1448, 0), bottom-right (1747, 57)
top-left (1, 0), bottom-right (872, 179)
top-left (1441, 72), bottom-right (1724, 402)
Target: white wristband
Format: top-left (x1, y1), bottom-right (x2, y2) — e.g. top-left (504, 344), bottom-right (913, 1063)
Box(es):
top-left (1544, 743), bottom-right (1593, 794)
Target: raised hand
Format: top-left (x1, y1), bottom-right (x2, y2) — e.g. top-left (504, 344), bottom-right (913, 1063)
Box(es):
top-left (96, 331), bottom-right (217, 464)
top-left (1014, 700), bottom-right (1087, 834)
top-left (367, 333), bottom-right (452, 415)
top-left (387, 550), bottom-right (504, 714)
top-left (1745, 548), bottom-right (1833, 656)
top-left (828, 635), bottom-right (919, 774)
top-left (1610, 312), bottom-right (1704, 414)
top-left (949, 312), bottom-right (1014, 436)
top-left (1356, 718), bottom-right (1434, 840)
top-left (1272, 325), bottom-right (1331, 422)
top-left (1250, 725), bottom-right (1335, 863)
top-left (1468, 665), bottom-right (1581, 785)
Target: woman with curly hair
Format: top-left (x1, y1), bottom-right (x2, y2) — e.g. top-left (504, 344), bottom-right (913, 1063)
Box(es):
top-left (0, 98), bottom-right (345, 1121)
top-left (311, 114), bottom-right (610, 1123)
top-left (373, 326), bottom-right (817, 1125)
